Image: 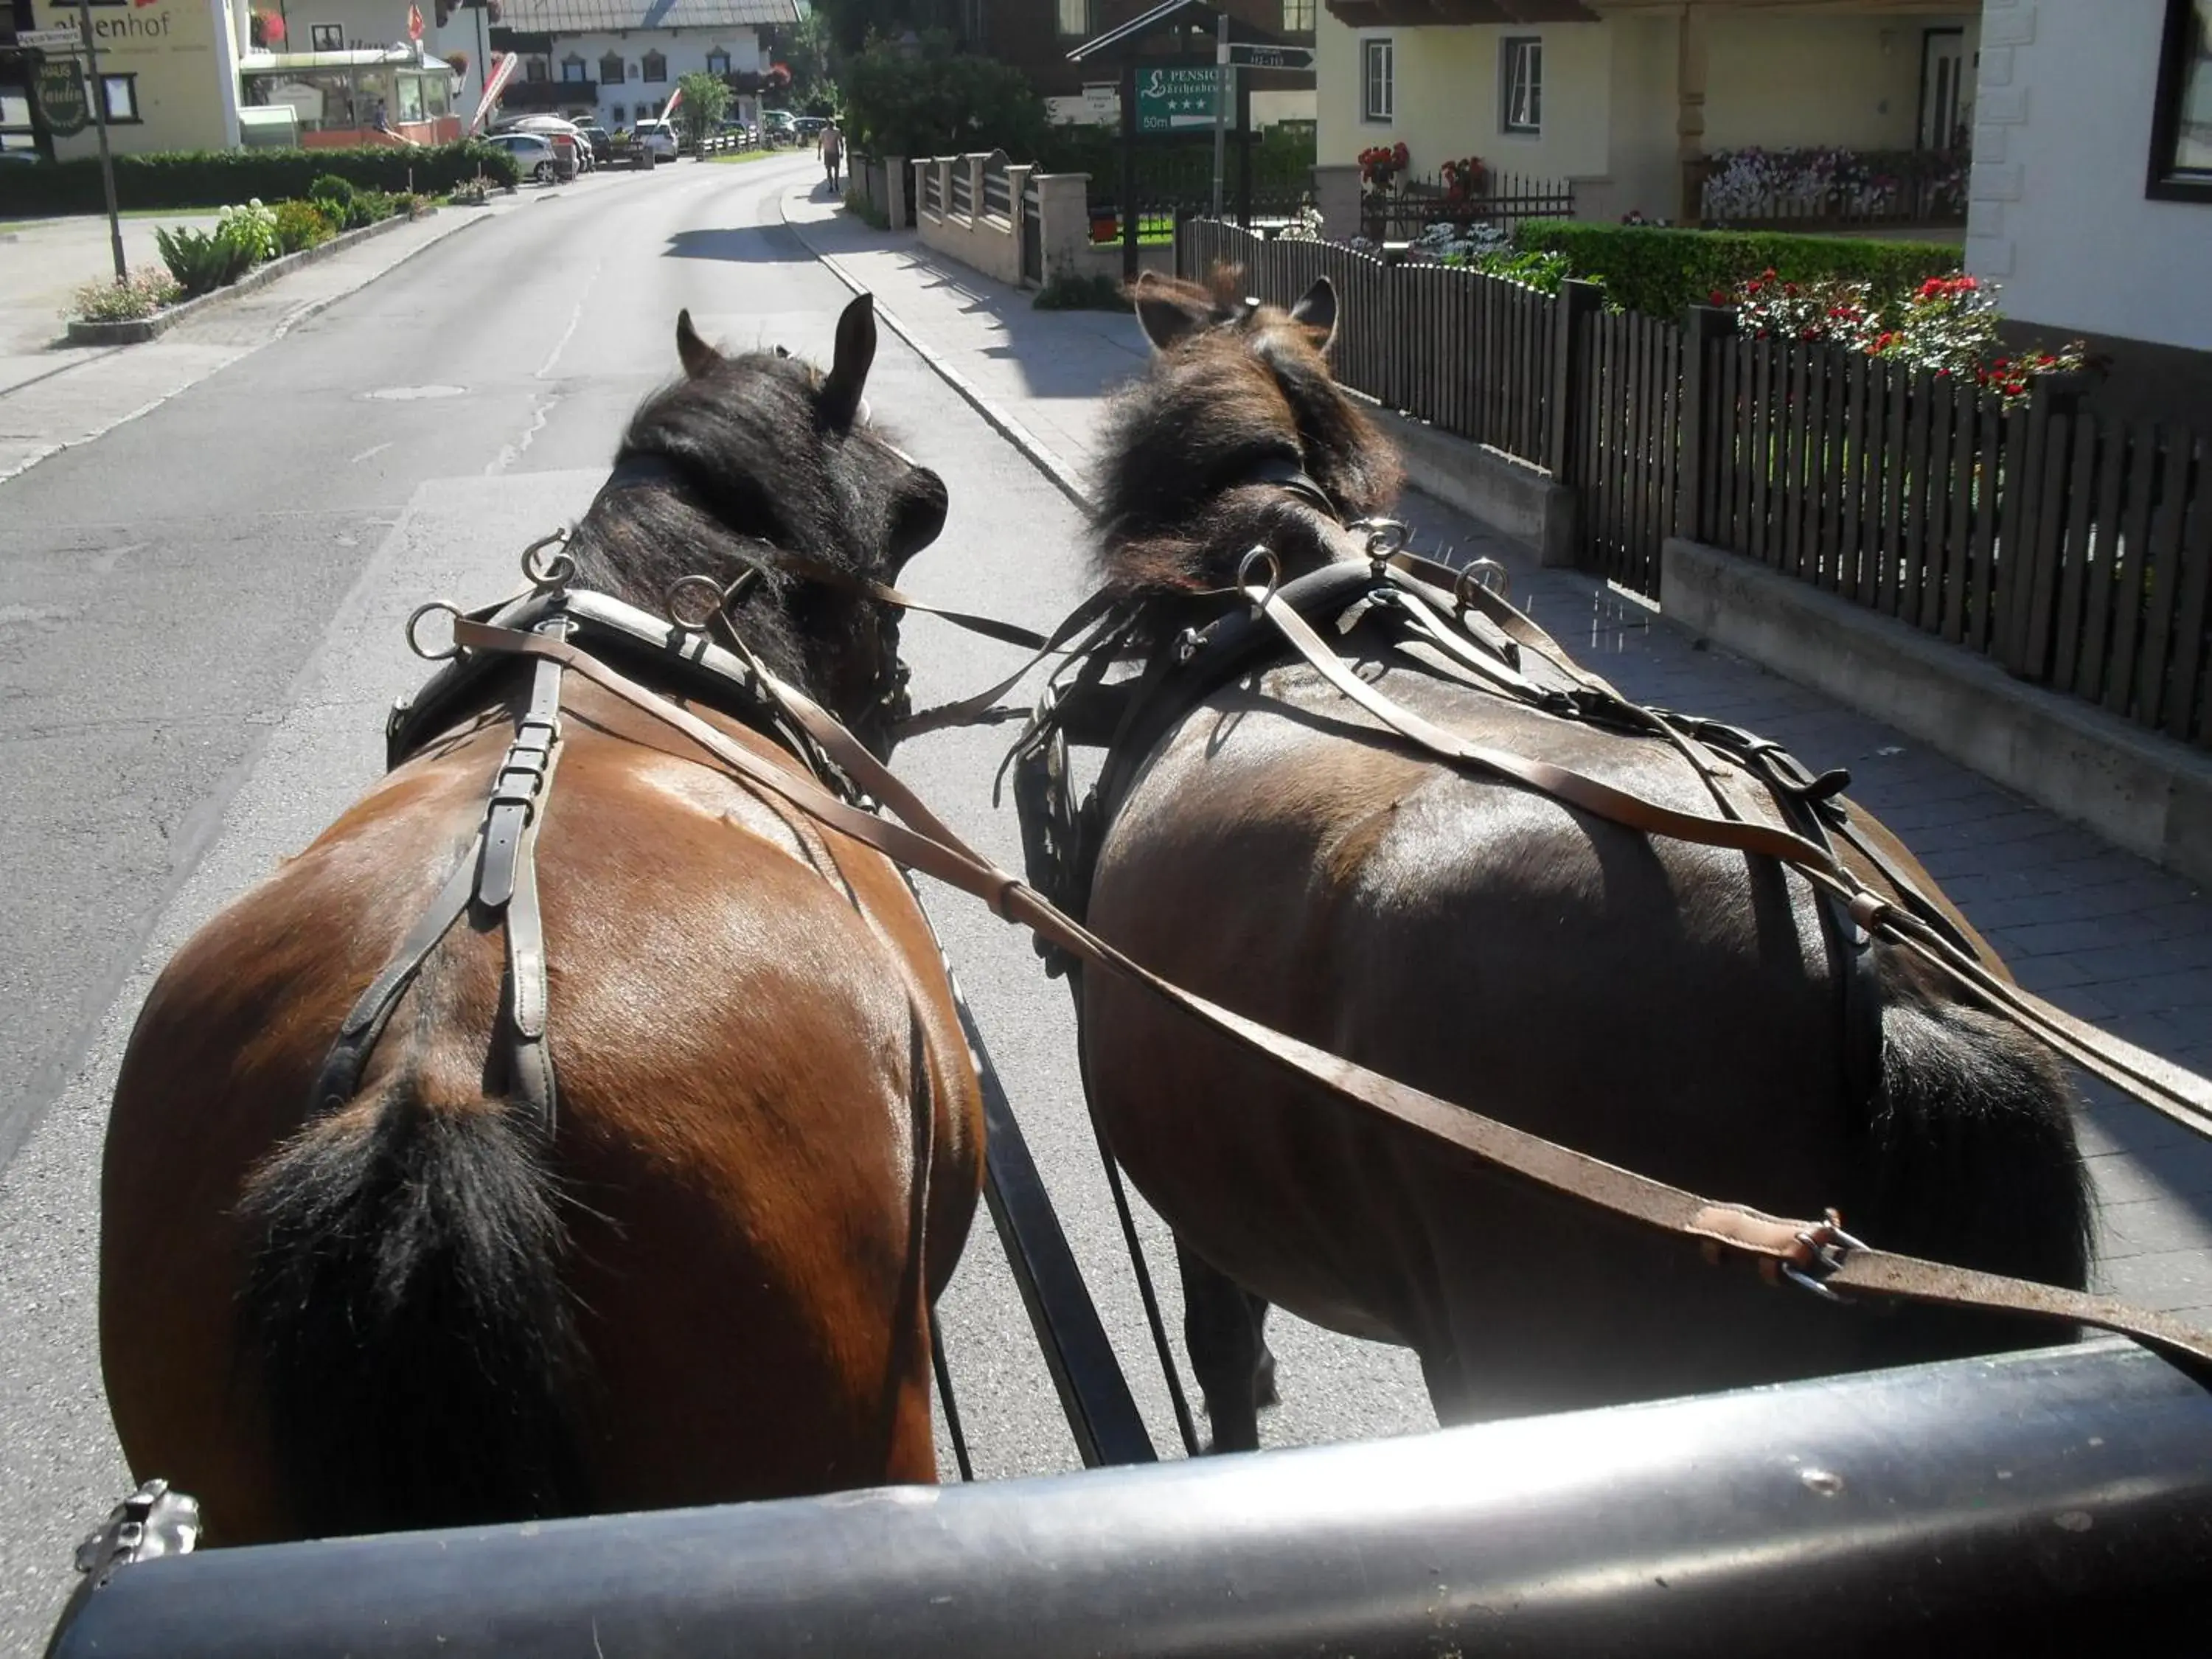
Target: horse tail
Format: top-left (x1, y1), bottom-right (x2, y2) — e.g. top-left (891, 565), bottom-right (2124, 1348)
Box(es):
top-left (238, 1081), bottom-right (588, 1537)
top-left (1855, 966), bottom-right (2094, 1343)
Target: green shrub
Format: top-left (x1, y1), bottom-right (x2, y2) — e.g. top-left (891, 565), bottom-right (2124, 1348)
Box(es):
top-left (68, 268), bottom-right (181, 323)
top-left (447, 176), bottom-right (491, 206)
top-left (1033, 268), bottom-right (1130, 313)
top-left (841, 30), bottom-right (1046, 160)
top-left (347, 187), bottom-right (395, 228)
top-left (217, 198), bottom-right (279, 263)
top-left (1512, 223), bottom-right (1961, 320)
top-left (0, 142), bottom-right (520, 217)
top-left (842, 186), bottom-right (888, 230)
top-left (272, 199), bottom-right (332, 254)
top-left (154, 223), bottom-right (257, 296)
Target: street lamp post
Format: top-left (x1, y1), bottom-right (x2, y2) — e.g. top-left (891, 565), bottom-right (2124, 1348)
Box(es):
top-left (74, 1), bottom-right (127, 285)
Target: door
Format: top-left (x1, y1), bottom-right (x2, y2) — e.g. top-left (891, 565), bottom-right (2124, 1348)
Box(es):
top-left (1919, 28), bottom-right (1972, 151)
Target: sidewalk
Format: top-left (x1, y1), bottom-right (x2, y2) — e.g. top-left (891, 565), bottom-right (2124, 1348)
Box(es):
top-left (780, 184), bottom-right (2212, 1322)
top-left (0, 203), bottom-right (501, 484)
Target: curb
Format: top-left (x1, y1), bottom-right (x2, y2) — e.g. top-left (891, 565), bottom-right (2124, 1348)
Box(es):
top-left (777, 196), bottom-right (1093, 512)
top-left (65, 205), bottom-right (463, 345)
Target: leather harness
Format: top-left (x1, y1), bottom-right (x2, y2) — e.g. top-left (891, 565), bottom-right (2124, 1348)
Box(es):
top-left (311, 503), bottom-right (2212, 1374)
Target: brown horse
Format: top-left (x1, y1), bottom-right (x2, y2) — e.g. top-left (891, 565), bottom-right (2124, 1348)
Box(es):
top-left (1073, 271), bottom-right (2091, 1451)
top-left (99, 297), bottom-right (985, 1543)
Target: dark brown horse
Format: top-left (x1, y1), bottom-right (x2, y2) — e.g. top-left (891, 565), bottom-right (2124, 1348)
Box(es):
top-left (99, 298), bottom-right (985, 1542)
top-left (1075, 271), bottom-right (2091, 1450)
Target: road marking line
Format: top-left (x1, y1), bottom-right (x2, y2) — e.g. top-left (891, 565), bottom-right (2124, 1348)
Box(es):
top-left (350, 441), bottom-right (394, 465)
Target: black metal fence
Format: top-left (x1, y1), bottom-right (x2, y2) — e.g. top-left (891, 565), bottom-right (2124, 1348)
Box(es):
top-left (1180, 218), bottom-right (2212, 747)
top-left (1360, 170), bottom-right (1576, 243)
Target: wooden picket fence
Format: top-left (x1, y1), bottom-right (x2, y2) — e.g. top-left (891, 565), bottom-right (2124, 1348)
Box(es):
top-left (1178, 218), bottom-right (2212, 748)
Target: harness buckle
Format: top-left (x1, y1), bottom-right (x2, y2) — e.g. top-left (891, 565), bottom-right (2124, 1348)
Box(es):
top-left (1453, 557), bottom-right (1512, 611)
top-left (1780, 1211), bottom-right (1866, 1303)
top-left (406, 601), bottom-right (463, 662)
top-left (1347, 516), bottom-right (1408, 572)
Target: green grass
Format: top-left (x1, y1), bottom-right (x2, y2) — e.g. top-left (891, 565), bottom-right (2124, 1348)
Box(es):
top-left (706, 147), bottom-right (790, 167)
top-left (0, 204), bottom-right (222, 230)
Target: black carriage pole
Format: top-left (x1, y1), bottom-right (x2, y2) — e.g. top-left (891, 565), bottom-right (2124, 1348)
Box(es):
top-left (1119, 60), bottom-right (1138, 283)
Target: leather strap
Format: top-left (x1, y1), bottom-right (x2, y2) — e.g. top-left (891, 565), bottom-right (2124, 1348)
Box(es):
top-left (446, 616), bottom-right (2212, 1371)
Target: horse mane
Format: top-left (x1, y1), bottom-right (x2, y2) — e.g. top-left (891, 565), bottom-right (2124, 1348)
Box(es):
top-left (1091, 268), bottom-right (1402, 599)
top-left (562, 350), bottom-right (898, 695)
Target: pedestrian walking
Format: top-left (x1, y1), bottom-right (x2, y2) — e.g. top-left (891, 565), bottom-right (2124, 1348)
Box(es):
top-left (820, 120), bottom-right (843, 191)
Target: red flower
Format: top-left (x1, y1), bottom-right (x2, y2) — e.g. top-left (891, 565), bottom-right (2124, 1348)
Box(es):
top-left (1709, 288), bottom-right (1730, 305)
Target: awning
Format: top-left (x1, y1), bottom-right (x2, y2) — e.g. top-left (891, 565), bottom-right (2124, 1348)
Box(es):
top-left (1324, 0), bottom-right (1597, 26)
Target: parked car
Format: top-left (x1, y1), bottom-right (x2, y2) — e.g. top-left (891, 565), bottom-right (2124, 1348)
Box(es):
top-left (571, 119), bottom-right (613, 163)
top-left (793, 115), bottom-right (828, 142)
top-left (633, 119), bottom-right (679, 165)
top-left (760, 109), bottom-right (798, 145)
top-left (483, 130), bottom-right (559, 184)
top-left (509, 116), bottom-right (596, 173)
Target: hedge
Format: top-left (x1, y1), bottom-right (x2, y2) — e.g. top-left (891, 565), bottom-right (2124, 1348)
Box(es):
top-left (1512, 223), bottom-right (1963, 320)
top-left (0, 142), bottom-right (520, 217)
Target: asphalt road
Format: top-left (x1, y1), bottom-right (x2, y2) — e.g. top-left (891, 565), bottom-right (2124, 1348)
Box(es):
top-left (0, 154), bottom-right (1431, 1652)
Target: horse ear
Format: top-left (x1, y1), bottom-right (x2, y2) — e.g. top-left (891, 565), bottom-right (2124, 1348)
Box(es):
top-left (887, 464), bottom-right (948, 572)
top-left (821, 292), bottom-right (877, 431)
top-left (675, 310), bottom-right (720, 378)
top-left (1133, 271), bottom-right (1208, 354)
top-left (1288, 278), bottom-right (1338, 351)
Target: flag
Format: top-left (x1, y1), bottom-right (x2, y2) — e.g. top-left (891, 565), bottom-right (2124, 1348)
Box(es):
top-left (408, 4), bottom-right (425, 41)
top-left (468, 50), bottom-right (518, 133)
top-left (662, 83), bottom-right (684, 120)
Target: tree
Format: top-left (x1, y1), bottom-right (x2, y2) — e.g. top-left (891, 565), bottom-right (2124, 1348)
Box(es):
top-left (674, 72), bottom-right (731, 155)
top-left (840, 31), bottom-right (1046, 160)
top-left (777, 9), bottom-right (840, 107)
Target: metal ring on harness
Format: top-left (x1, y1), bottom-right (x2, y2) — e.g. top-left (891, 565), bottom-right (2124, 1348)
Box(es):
top-left (1237, 546), bottom-right (1282, 612)
top-left (1454, 557), bottom-right (1512, 610)
top-left (1349, 517), bottom-right (1408, 568)
top-left (666, 573), bottom-right (728, 633)
top-left (406, 601), bottom-right (464, 662)
top-left (521, 528), bottom-right (577, 592)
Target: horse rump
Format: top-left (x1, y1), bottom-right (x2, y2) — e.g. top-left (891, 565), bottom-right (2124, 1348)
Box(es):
top-left (237, 1082), bottom-right (588, 1537)
top-left (1855, 961), bottom-right (2096, 1357)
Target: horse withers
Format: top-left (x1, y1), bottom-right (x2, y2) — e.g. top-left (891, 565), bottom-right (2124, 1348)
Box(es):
top-left (1070, 270), bottom-right (2092, 1450)
top-left (99, 296), bottom-right (987, 1543)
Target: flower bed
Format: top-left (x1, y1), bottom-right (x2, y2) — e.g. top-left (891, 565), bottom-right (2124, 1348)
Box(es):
top-left (1697, 146), bottom-right (1969, 226)
top-left (65, 189), bottom-right (432, 333)
top-left (1722, 267), bottom-right (2093, 406)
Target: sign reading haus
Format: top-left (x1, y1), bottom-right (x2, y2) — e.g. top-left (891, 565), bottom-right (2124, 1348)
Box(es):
top-left (36, 0), bottom-right (243, 156)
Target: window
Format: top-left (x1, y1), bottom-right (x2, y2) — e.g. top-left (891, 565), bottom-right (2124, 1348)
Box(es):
top-left (628, 60), bottom-right (641, 80)
top-left (1361, 38), bottom-right (1393, 122)
top-left (610, 102), bottom-right (626, 123)
top-left (99, 72), bottom-right (139, 123)
top-left (641, 51), bottom-right (667, 83)
top-left (560, 55), bottom-right (587, 82)
top-left (310, 23), bottom-right (343, 51)
top-left (601, 53), bottom-right (625, 83)
top-left (1057, 0), bottom-right (1093, 41)
top-left (1281, 0), bottom-right (1315, 32)
top-left (705, 47), bottom-right (730, 75)
top-left (524, 57), bottom-right (549, 83)
top-left (2149, 0), bottom-right (2212, 200)
top-left (1502, 36), bottom-right (1541, 133)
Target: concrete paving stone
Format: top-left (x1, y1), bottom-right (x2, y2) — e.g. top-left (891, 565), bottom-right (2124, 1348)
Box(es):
top-left (2084, 1146), bottom-right (2212, 1209)
top-left (2100, 1246), bottom-right (2212, 1310)
top-left (2090, 968), bottom-right (2212, 1019)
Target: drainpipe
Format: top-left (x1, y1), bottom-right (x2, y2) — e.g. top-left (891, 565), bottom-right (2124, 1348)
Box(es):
top-left (1675, 1), bottom-right (1708, 225)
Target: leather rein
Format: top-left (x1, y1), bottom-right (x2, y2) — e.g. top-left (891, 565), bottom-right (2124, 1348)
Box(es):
top-left (393, 517), bottom-right (2212, 1373)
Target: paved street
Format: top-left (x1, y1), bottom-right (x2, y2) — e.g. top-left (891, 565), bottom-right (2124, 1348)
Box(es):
top-left (1, 151), bottom-right (2208, 1651)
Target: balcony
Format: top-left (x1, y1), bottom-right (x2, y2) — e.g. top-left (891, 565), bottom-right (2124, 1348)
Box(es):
top-left (504, 78), bottom-right (596, 110)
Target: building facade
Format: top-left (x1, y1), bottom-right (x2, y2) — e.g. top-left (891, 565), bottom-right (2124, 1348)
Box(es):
top-left (489, 0), bottom-right (793, 130)
top-left (1319, 0), bottom-right (1979, 223)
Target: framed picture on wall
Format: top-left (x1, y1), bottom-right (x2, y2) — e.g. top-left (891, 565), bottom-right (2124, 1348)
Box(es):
top-left (2148, 0), bottom-right (2212, 199)
top-left (310, 23), bottom-right (344, 52)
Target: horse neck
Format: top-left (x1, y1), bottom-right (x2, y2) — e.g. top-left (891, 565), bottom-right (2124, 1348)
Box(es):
top-left (566, 484), bottom-right (830, 703)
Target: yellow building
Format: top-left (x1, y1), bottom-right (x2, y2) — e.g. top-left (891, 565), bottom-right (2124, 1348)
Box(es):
top-left (1318, 0), bottom-right (1980, 224)
top-left (33, 0), bottom-right (243, 157)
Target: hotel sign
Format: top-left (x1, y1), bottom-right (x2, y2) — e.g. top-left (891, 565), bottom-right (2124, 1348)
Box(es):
top-left (35, 56), bottom-right (91, 135)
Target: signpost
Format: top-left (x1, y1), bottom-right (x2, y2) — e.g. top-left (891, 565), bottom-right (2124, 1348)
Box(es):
top-left (1225, 43), bottom-right (1315, 71)
top-left (1210, 20), bottom-right (1228, 220)
top-left (1133, 65), bottom-right (1220, 134)
top-left (32, 15), bottom-right (127, 284)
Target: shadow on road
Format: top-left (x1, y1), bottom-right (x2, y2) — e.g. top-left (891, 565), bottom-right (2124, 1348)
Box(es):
top-left (662, 226), bottom-right (815, 265)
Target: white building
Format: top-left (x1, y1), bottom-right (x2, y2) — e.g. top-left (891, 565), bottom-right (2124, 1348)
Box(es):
top-left (489, 0), bottom-right (796, 131)
top-left (1966, 0), bottom-right (2212, 355)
